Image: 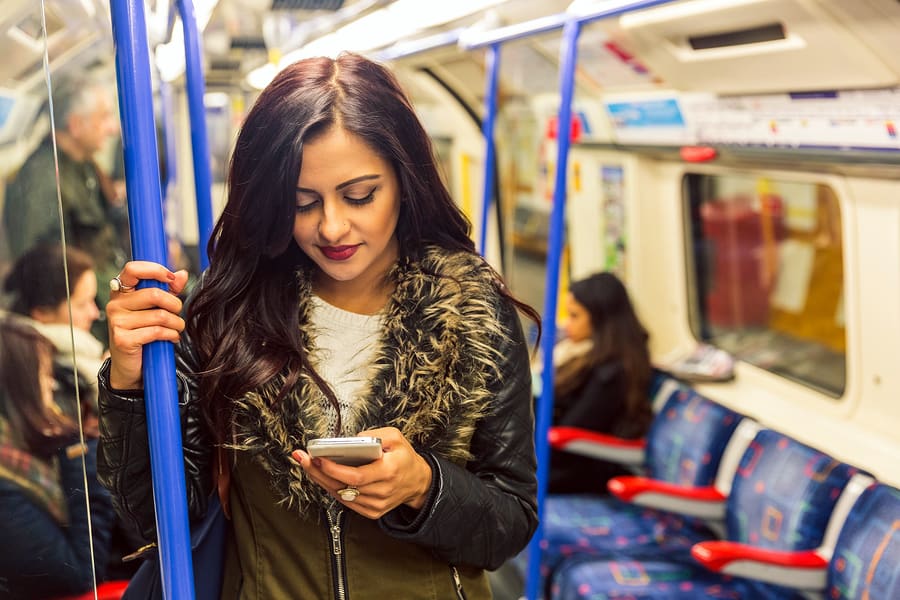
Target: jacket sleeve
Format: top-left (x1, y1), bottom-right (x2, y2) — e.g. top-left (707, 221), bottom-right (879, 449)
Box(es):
top-left (379, 298), bottom-right (539, 570)
top-left (96, 338), bottom-right (213, 545)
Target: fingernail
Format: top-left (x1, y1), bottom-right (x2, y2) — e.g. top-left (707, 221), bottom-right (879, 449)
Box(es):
top-left (312, 457), bottom-right (322, 468)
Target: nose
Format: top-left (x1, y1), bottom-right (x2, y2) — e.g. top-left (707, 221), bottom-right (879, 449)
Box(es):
top-left (318, 200), bottom-right (349, 242)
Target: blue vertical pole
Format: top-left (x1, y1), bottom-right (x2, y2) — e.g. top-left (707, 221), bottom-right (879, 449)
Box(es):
top-left (176, 0), bottom-right (214, 270)
top-left (478, 43), bottom-right (501, 256)
top-left (108, 1), bottom-right (196, 599)
top-left (525, 17), bottom-right (581, 600)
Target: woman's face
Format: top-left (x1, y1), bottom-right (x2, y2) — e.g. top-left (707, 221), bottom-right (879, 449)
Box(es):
top-left (32, 270), bottom-right (100, 332)
top-left (293, 126), bottom-right (401, 294)
top-left (564, 293), bottom-right (594, 343)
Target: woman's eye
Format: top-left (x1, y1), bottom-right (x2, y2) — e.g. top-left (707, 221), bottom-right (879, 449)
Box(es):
top-left (296, 200), bottom-right (319, 214)
top-left (345, 189), bottom-right (376, 205)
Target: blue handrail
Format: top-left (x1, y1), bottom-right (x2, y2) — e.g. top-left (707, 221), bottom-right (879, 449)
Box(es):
top-left (523, 2), bottom-right (681, 599)
top-left (569, 0), bottom-right (679, 23)
top-left (477, 43), bottom-right (501, 256)
top-left (461, 0), bottom-right (680, 50)
top-left (175, 0), bottom-right (214, 270)
top-left (460, 13), bottom-right (568, 50)
top-left (376, 28), bottom-right (463, 61)
top-left (108, 1), bottom-right (196, 599)
top-left (525, 16), bottom-right (581, 600)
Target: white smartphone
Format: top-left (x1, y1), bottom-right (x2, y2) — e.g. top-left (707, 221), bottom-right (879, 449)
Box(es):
top-left (306, 436), bottom-right (383, 466)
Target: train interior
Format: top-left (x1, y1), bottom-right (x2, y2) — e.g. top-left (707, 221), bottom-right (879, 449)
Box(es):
top-left (0, 0), bottom-right (898, 598)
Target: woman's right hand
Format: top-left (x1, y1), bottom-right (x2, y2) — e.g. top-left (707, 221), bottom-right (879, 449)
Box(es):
top-left (106, 261), bottom-right (190, 390)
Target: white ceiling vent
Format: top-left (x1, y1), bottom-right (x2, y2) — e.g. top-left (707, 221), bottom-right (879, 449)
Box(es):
top-left (617, 0), bottom-right (898, 94)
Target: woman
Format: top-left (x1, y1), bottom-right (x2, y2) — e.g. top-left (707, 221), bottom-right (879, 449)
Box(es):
top-left (98, 53), bottom-right (539, 599)
top-left (4, 244), bottom-right (105, 420)
top-left (0, 317), bottom-right (114, 598)
top-left (548, 272), bottom-right (654, 494)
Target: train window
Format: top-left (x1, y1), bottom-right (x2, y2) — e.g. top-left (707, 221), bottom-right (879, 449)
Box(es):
top-left (684, 173), bottom-right (846, 396)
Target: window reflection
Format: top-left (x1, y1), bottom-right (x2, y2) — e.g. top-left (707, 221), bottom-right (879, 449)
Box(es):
top-left (0, 0), bottom-right (127, 595)
top-left (686, 173), bottom-right (846, 396)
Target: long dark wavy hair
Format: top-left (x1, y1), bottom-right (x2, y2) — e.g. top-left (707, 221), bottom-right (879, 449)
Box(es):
top-left (554, 272), bottom-right (652, 432)
top-left (186, 53), bottom-right (538, 443)
top-left (0, 317), bottom-right (77, 457)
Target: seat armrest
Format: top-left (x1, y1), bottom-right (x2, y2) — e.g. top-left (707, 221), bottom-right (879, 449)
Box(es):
top-left (53, 580), bottom-right (130, 600)
top-left (608, 476), bottom-right (726, 519)
top-left (548, 426), bottom-right (646, 466)
top-left (692, 540), bottom-right (827, 590)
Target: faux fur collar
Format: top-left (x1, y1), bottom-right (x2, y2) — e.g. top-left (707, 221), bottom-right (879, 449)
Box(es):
top-left (230, 247), bottom-right (511, 512)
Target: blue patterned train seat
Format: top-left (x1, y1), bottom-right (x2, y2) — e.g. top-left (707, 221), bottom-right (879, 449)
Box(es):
top-left (643, 386), bottom-right (743, 486)
top-left (828, 483), bottom-right (900, 599)
top-left (520, 385), bottom-right (745, 595)
top-left (550, 429), bottom-right (864, 600)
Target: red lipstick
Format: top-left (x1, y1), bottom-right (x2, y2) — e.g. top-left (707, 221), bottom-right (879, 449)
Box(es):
top-left (320, 245), bottom-right (359, 261)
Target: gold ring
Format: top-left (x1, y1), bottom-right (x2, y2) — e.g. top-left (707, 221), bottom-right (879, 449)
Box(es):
top-left (337, 486), bottom-right (359, 502)
top-left (109, 276), bottom-right (135, 292)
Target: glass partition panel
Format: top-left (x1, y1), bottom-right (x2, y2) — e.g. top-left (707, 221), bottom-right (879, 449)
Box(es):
top-left (0, 0), bottom-right (132, 595)
top-left (494, 26), bottom-right (622, 328)
top-left (685, 173), bottom-right (846, 396)
top-left (494, 31), bottom-right (565, 320)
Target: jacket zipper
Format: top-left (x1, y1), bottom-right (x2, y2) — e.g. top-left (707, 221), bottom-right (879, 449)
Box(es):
top-left (451, 566), bottom-right (467, 600)
top-left (326, 508), bottom-right (348, 600)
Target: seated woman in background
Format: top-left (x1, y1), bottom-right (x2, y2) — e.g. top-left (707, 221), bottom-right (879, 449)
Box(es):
top-left (548, 272), bottom-right (654, 494)
top-left (0, 317), bottom-right (114, 598)
top-left (4, 243), bottom-right (104, 427)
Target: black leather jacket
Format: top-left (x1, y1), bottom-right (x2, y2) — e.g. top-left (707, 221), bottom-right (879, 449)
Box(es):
top-left (97, 262), bottom-right (538, 571)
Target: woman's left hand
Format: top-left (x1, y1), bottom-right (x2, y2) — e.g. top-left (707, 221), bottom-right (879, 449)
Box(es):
top-left (292, 426), bottom-right (432, 519)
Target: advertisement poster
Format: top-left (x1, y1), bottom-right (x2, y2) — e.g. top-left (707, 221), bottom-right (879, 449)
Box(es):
top-left (601, 165), bottom-right (626, 275)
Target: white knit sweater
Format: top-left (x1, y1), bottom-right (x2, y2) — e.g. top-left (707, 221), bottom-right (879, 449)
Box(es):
top-left (308, 295), bottom-right (384, 436)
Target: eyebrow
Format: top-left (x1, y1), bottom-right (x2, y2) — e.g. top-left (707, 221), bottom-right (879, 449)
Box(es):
top-left (296, 174), bottom-right (381, 194)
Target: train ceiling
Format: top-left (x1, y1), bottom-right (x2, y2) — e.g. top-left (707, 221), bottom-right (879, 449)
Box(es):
top-left (4, 0), bottom-right (900, 100)
top-left (0, 0), bottom-right (574, 93)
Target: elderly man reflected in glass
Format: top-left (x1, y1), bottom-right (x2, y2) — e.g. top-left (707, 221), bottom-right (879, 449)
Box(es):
top-left (2, 69), bottom-right (129, 344)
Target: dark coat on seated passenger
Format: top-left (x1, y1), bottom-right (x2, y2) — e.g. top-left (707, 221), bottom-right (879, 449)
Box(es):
top-left (549, 360), bottom-right (650, 494)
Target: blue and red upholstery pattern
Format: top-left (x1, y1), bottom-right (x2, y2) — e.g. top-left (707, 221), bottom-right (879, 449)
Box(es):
top-left (513, 495), bottom-right (718, 591)
top-left (550, 430), bottom-right (862, 599)
top-left (644, 387), bottom-right (742, 485)
top-left (551, 556), bottom-right (764, 600)
top-left (828, 483), bottom-right (900, 599)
